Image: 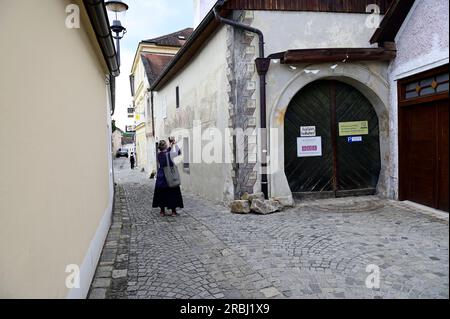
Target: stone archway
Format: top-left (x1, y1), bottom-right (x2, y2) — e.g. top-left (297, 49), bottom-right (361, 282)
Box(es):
top-left (268, 63), bottom-right (391, 202)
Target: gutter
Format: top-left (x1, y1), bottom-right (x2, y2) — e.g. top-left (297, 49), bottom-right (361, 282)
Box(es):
top-left (83, 0), bottom-right (120, 115)
top-left (213, 0), bottom-right (270, 200)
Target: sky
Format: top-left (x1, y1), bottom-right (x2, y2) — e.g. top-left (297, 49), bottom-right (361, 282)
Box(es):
top-left (109, 0), bottom-right (194, 131)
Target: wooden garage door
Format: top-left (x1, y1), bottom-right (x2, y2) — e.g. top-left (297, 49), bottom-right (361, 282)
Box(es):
top-left (399, 65), bottom-right (449, 212)
top-left (284, 80), bottom-right (381, 198)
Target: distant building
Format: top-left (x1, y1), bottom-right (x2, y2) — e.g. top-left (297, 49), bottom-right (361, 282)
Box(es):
top-left (112, 127), bottom-right (124, 155)
top-left (121, 132), bottom-right (136, 155)
top-left (130, 28), bottom-right (193, 174)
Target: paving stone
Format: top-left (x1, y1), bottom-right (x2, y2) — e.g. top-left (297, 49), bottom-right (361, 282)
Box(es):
top-left (92, 278), bottom-right (111, 289)
top-left (87, 158), bottom-right (450, 300)
top-left (89, 288), bottom-right (107, 299)
top-left (260, 287), bottom-right (281, 298)
top-left (96, 269), bottom-right (112, 278)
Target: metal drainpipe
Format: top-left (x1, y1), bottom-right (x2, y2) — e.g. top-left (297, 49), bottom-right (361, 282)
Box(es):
top-left (213, 1), bottom-right (270, 199)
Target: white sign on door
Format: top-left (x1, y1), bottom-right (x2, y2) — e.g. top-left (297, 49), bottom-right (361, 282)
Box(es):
top-left (297, 137), bottom-right (322, 157)
top-left (300, 126), bottom-right (316, 137)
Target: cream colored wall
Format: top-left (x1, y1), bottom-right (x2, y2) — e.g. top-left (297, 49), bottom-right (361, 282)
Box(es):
top-left (0, 0), bottom-right (112, 298)
top-left (135, 124), bottom-right (148, 169)
top-left (131, 57), bottom-right (147, 170)
top-left (130, 42), bottom-right (179, 174)
top-left (154, 27), bottom-right (234, 203)
top-left (132, 58), bottom-right (147, 119)
top-left (131, 59), bottom-right (150, 172)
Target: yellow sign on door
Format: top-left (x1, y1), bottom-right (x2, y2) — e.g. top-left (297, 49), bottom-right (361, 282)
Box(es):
top-left (339, 121), bottom-right (369, 136)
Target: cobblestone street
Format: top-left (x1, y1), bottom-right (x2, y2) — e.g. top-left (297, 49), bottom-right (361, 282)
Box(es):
top-left (89, 158), bottom-right (449, 299)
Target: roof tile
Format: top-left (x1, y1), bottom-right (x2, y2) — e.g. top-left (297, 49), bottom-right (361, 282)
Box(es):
top-left (141, 53), bottom-right (175, 86)
top-left (142, 27), bottom-right (194, 47)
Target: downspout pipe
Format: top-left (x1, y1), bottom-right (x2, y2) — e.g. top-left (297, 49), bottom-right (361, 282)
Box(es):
top-left (213, 1), bottom-right (270, 200)
top-left (83, 0), bottom-right (120, 116)
top-left (109, 75), bottom-right (116, 116)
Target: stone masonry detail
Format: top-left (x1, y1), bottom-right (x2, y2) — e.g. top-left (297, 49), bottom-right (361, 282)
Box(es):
top-left (226, 10), bottom-right (259, 199)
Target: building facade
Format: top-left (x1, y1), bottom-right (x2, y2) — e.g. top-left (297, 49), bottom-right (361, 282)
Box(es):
top-left (378, 0), bottom-right (449, 211)
top-left (130, 29), bottom-right (193, 174)
top-left (0, 0), bottom-right (119, 298)
top-left (152, 0), bottom-right (393, 204)
top-left (152, 0), bottom-right (448, 212)
top-left (112, 127), bottom-right (124, 156)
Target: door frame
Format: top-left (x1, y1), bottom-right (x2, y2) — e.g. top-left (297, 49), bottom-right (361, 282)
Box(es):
top-left (285, 80), bottom-right (381, 199)
top-left (268, 65), bottom-right (391, 202)
top-left (398, 64), bottom-right (449, 207)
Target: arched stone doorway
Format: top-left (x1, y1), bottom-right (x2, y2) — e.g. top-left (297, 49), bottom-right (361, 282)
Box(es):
top-left (284, 80), bottom-right (381, 198)
top-left (267, 64), bottom-right (391, 203)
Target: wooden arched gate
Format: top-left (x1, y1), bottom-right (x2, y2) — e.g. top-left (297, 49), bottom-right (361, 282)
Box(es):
top-left (284, 80), bottom-right (381, 198)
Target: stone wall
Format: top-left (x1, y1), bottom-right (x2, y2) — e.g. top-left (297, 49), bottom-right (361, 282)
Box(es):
top-left (226, 11), bottom-right (260, 199)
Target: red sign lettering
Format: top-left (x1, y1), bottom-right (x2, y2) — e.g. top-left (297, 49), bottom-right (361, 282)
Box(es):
top-left (302, 145), bottom-right (318, 152)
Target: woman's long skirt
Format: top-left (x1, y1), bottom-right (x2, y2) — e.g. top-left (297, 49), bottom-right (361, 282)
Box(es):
top-left (152, 186), bottom-right (184, 210)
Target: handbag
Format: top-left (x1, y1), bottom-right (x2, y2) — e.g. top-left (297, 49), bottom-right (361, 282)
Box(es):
top-left (163, 151), bottom-right (181, 187)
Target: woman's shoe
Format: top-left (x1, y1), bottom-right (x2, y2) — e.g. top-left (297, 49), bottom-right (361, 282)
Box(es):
top-left (159, 212), bottom-right (166, 217)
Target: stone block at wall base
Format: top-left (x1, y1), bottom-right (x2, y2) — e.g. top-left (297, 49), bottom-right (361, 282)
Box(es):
top-left (230, 200), bottom-right (251, 214)
top-left (251, 199), bottom-right (283, 215)
top-left (248, 192), bottom-right (265, 202)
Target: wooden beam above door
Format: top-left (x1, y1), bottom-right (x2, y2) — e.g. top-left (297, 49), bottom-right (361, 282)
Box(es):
top-left (274, 47), bottom-right (396, 64)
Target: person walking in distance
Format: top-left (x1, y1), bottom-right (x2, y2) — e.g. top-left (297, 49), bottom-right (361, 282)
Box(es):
top-left (130, 152), bottom-right (135, 170)
top-left (152, 138), bottom-right (184, 216)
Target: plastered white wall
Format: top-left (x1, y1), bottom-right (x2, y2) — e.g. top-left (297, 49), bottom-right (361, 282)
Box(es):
top-left (153, 27), bottom-right (234, 203)
top-left (388, 0), bottom-right (449, 199)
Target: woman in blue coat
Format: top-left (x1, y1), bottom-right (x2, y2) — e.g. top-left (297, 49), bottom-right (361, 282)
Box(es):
top-left (152, 138), bottom-right (184, 216)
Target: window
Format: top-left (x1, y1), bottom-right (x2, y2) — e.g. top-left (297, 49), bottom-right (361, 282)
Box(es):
top-left (176, 86), bottom-right (180, 109)
top-left (183, 137), bottom-right (190, 172)
top-left (129, 75), bottom-right (135, 97)
top-left (146, 95), bottom-right (151, 121)
top-left (161, 96), bottom-right (167, 119)
top-left (399, 65), bottom-right (449, 105)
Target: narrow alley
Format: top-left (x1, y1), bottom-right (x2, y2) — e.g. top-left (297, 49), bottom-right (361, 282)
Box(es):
top-left (88, 158), bottom-right (449, 299)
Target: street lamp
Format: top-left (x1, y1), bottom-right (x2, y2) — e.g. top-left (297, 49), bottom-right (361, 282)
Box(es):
top-left (105, 0), bottom-right (129, 66)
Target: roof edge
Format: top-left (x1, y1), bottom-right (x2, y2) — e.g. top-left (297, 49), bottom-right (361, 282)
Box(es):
top-left (151, 6), bottom-right (224, 91)
top-left (142, 27), bottom-right (194, 45)
top-left (370, 0), bottom-right (416, 44)
top-left (83, 0), bottom-right (120, 77)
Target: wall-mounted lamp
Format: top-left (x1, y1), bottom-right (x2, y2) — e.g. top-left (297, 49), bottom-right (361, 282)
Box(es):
top-left (105, 1), bottom-right (129, 66)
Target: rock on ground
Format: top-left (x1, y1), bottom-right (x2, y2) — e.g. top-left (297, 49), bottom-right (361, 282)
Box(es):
top-left (248, 192), bottom-right (265, 202)
top-left (229, 200), bottom-right (251, 214)
top-left (250, 199), bottom-right (283, 215)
